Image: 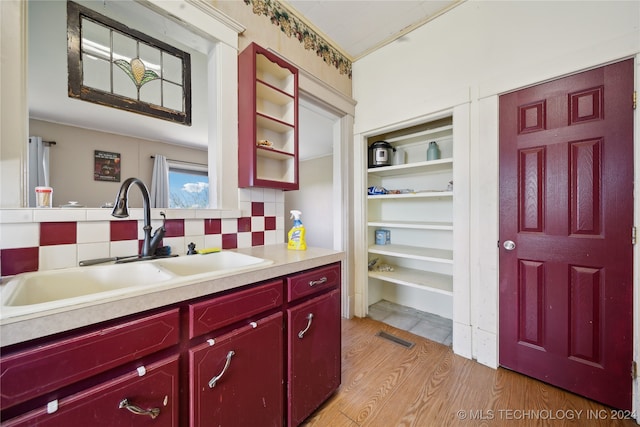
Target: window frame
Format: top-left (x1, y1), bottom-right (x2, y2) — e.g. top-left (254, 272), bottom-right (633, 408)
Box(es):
top-left (67, 0), bottom-right (192, 125)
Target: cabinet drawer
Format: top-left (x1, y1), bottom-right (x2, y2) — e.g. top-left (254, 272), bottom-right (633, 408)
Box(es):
top-left (0, 308), bottom-right (180, 410)
top-left (190, 312), bottom-right (283, 427)
top-left (3, 355), bottom-right (180, 426)
top-left (286, 262), bottom-right (340, 302)
top-left (189, 280), bottom-right (283, 338)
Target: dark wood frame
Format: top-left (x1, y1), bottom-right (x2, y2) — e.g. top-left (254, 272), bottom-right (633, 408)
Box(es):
top-left (67, 1), bottom-right (192, 125)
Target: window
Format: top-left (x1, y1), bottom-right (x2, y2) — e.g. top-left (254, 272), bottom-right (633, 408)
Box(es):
top-left (168, 162), bottom-right (209, 208)
top-left (67, 1), bottom-right (191, 125)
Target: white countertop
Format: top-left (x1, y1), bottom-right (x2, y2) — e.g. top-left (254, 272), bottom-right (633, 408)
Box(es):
top-left (0, 245), bottom-right (344, 347)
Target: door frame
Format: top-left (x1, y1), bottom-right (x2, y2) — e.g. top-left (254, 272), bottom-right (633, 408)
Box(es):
top-left (490, 55), bottom-right (639, 414)
top-left (295, 69), bottom-right (357, 319)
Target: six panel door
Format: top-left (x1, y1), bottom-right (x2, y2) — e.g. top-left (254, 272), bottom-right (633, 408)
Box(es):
top-left (499, 59), bottom-right (634, 410)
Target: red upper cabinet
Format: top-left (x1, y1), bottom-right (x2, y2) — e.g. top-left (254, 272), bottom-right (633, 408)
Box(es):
top-left (238, 42), bottom-right (299, 190)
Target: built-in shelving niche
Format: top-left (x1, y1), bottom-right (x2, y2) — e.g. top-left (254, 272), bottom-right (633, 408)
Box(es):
top-left (366, 116), bottom-right (454, 319)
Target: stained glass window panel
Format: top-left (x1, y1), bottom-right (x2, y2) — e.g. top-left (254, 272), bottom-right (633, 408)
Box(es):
top-left (162, 52), bottom-right (182, 84)
top-left (163, 81), bottom-right (183, 111)
top-left (83, 55), bottom-right (111, 92)
top-left (69, 1), bottom-right (191, 124)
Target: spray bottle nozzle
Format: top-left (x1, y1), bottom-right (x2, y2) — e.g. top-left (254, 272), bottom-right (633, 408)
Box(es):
top-left (290, 210), bottom-right (302, 220)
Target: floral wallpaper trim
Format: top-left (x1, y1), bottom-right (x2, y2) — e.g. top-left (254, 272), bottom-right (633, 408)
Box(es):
top-left (244, 0), bottom-right (352, 79)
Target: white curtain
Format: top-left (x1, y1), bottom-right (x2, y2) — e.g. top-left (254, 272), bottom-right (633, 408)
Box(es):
top-left (28, 136), bottom-right (51, 207)
top-left (150, 154), bottom-right (169, 208)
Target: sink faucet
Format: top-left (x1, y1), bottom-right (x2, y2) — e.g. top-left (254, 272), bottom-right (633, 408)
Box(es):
top-left (111, 177), bottom-right (166, 258)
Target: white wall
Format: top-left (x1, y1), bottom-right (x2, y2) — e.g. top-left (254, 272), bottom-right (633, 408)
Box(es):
top-left (352, 0), bottom-right (640, 381)
top-left (354, 1), bottom-right (638, 132)
top-left (29, 119), bottom-right (207, 208)
top-left (285, 155), bottom-right (334, 249)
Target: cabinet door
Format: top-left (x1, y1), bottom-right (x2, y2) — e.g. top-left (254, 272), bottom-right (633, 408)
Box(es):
top-left (3, 356), bottom-right (180, 427)
top-left (189, 312), bottom-right (283, 427)
top-left (287, 289), bottom-right (341, 427)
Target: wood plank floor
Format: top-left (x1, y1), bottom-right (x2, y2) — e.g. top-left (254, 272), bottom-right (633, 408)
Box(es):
top-left (302, 317), bottom-right (637, 427)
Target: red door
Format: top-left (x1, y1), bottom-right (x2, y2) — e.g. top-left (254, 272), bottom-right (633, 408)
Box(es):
top-left (499, 59), bottom-right (634, 410)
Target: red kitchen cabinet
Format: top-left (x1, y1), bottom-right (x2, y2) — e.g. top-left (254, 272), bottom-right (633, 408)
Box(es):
top-left (188, 279), bottom-right (283, 339)
top-left (286, 263), bottom-right (341, 303)
top-left (0, 308), bottom-right (180, 411)
top-left (3, 356), bottom-right (180, 426)
top-left (0, 261), bottom-right (342, 427)
top-left (287, 289), bottom-right (341, 426)
top-left (189, 312), bottom-right (283, 427)
top-left (238, 42), bottom-right (299, 190)
top-left (286, 262), bottom-right (341, 427)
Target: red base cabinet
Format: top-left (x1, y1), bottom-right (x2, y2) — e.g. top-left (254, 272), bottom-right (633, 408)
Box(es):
top-left (285, 262), bottom-right (342, 426)
top-left (0, 262), bottom-right (342, 427)
top-left (3, 356), bottom-right (180, 427)
top-left (189, 312), bottom-right (283, 427)
top-left (287, 289), bottom-right (341, 427)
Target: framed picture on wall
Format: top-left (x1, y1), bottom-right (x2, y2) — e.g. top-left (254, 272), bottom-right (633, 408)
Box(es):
top-left (94, 150), bottom-right (121, 182)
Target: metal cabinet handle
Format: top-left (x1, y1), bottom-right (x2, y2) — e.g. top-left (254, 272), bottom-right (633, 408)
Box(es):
top-left (308, 277), bottom-right (327, 287)
top-left (118, 398), bottom-right (160, 419)
top-left (208, 350), bottom-right (235, 388)
top-left (298, 313), bottom-right (314, 339)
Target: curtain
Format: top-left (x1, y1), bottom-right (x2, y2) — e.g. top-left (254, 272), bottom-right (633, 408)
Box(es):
top-left (28, 136), bottom-right (51, 207)
top-left (150, 154), bottom-right (169, 208)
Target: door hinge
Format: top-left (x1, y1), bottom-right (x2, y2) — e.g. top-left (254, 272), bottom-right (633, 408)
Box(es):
top-left (632, 361), bottom-right (638, 379)
top-left (633, 227), bottom-right (637, 245)
top-left (634, 91), bottom-right (637, 110)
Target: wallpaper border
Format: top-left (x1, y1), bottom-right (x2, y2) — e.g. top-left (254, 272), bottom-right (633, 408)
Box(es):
top-left (244, 0), bottom-right (353, 79)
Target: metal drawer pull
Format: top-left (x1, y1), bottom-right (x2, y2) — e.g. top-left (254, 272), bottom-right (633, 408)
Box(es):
top-left (298, 313), bottom-right (314, 339)
top-left (208, 350), bottom-right (235, 388)
top-left (308, 277), bottom-right (327, 287)
top-left (118, 398), bottom-right (160, 419)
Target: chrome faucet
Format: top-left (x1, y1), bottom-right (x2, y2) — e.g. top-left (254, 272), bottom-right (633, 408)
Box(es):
top-left (112, 177), bottom-right (166, 258)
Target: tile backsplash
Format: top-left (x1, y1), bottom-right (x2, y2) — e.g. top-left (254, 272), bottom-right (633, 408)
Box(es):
top-left (0, 188), bottom-right (286, 277)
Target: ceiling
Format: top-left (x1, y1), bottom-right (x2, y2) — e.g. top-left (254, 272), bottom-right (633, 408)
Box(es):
top-left (283, 0), bottom-right (461, 60)
top-left (289, 0), bottom-right (461, 160)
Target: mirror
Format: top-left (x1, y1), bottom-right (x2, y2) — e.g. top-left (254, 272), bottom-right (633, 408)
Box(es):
top-left (26, 0), bottom-right (215, 208)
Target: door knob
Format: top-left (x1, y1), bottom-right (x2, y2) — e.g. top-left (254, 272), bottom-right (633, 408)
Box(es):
top-left (503, 240), bottom-right (516, 251)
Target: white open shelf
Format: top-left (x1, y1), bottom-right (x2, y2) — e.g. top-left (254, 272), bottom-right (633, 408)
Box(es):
top-left (368, 267), bottom-right (453, 296)
top-left (367, 158), bottom-right (453, 177)
top-left (256, 54), bottom-right (294, 95)
top-left (384, 124), bottom-right (453, 145)
top-left (367, 220), bottom-right (453, 230)
top-left (368, 244), bottom-right (453, 264)
top-left (368, 191), bottom-right (452, 200)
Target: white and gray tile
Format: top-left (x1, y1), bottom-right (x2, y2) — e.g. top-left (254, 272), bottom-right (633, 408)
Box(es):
top-left (368, 300), bottom-right (453, 346)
